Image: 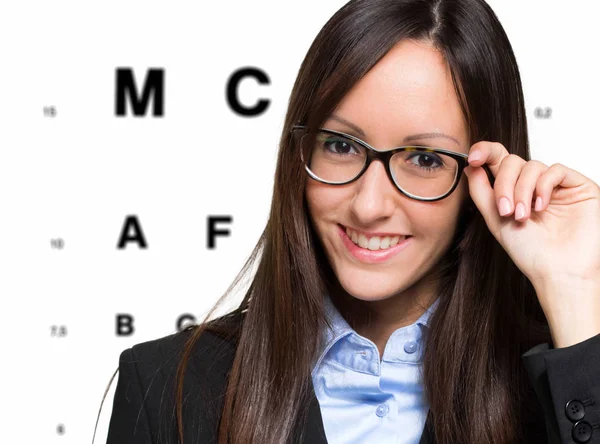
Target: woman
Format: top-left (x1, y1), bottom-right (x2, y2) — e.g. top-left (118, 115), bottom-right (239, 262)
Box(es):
top-left (104, 0), bottom-right (600, 443)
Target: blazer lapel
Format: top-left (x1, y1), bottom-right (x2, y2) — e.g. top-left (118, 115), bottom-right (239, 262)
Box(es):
top-left (301, 383), bottom-right (436, 444)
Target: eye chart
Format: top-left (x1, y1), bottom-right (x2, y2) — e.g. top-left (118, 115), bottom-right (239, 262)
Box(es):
top-left (0, 1), bottom-right (597, 443)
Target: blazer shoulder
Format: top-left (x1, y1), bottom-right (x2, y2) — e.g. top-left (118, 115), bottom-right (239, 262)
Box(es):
top-left (127, 315), bottom-right (240, 381)
top-left (107, 311), bottom-right (243, 444)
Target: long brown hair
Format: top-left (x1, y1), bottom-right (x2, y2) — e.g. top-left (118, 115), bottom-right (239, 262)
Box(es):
top-left (174, 0), bottom-right (552, 443)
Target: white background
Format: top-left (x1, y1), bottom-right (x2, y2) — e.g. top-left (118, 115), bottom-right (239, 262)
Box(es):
top-left (0, 1), bottom-right (598, 443)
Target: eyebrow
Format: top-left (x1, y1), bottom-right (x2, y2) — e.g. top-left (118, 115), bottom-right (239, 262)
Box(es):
top-left (328, 114), bottom-right (461, 146)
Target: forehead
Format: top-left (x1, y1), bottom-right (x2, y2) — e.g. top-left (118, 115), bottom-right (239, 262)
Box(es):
top-left (328, 40), bottom-right (468, 153)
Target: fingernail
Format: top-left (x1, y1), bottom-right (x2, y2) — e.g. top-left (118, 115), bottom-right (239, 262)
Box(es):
top-left (535, 196), bottom-right (542, 211)
top-left (515, 202), bottom-right (525, 219)
top-left (468, 152), bottom-right (481, 163)
top-left (498, 197), bottom-right (512, 216)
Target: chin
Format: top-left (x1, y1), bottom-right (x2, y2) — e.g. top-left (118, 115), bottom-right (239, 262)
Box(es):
top-left (334, 270), bottom-right (402, 301)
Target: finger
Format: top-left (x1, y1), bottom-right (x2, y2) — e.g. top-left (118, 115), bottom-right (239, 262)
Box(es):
top-left (463, 163), bottom-right (503, 239)
top-left (493, 154), bottom-right (527, 218)
top-left (513, 160), bottom-right (548, 221)
top-left (535, 163), bottom-right (596, 210)
top-left (468, 141), bottom-right (510, 179)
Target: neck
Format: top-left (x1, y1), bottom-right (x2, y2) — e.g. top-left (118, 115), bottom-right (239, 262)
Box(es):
top-left (327, 277), bottom-right (439, 358)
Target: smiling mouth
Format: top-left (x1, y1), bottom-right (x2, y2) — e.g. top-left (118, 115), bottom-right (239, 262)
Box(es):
top-left (337, 224), bottom-right (413, 263)
top-left (339, 224), bottom-right (412, 251)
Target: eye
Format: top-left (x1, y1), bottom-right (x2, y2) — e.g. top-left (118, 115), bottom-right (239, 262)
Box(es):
top-left (406, 152), bottom-right (444, 170)
top-left (320, 135), bottom-right (364, 156)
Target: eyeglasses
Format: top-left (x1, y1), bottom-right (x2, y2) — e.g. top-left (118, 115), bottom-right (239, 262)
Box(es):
top-left (291, 125), bottom-right (494, 202)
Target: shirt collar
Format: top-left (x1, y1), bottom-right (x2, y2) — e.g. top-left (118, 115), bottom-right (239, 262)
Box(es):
top-left (312, 293), bottom-right (440, 373)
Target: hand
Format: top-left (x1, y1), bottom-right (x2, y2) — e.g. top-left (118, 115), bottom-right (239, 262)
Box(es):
top-left (463, 141), bottom-right (600, 344)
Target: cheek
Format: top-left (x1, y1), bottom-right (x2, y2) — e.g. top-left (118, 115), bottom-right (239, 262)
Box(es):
top-left (305, 183), bottom-right (328, 233)
top-left (304, 182), bottom-right (320, 218)
top-left (415, 197), bottom-right (464, 236)
top-left (305, 182), bottom-right (343, 219)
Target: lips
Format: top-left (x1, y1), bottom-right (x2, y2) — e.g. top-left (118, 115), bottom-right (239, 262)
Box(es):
top-left (337, 224), bottom-right (413, 263)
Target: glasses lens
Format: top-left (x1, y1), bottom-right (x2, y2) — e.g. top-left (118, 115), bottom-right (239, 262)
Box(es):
top-left (390, 149), bottom-right (458, 199)
top-left (302, 131), bottom-right (458, 199)
top-left (302, 131), bottom-right (367, 182)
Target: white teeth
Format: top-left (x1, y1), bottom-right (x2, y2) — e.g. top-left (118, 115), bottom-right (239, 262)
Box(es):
top-left (380, 236), bottom-right (390, 249)
top-left (368, 237), bottom-right (380, 250)
top-left (345, 227), bottom-right (405, 251)
top-left (358, 234), bottom-right (369, 249)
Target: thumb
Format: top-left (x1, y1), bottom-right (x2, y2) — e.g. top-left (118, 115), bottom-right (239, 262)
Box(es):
top-left (464, 165), bottom-right (501, 236)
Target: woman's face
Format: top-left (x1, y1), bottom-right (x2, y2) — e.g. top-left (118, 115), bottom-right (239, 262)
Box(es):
top-left (306, 39), bottom-right (470, 304)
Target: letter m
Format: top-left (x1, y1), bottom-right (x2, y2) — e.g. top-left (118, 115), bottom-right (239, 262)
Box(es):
top-left (115, 68), bottom-right (164, 116)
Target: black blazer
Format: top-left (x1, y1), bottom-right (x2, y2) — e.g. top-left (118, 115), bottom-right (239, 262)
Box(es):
top-left (106, 314), bottom-right (600, 444)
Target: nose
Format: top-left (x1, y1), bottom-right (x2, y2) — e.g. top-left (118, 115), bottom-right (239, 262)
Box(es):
top-left (349, 159), bottom-right (399, 224)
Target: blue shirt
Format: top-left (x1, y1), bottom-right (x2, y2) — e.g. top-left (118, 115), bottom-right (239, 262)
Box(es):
top-left (311, 293), bottom-right (440, 443)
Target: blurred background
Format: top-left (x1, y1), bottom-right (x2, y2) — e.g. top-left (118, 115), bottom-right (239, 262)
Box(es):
top-left (0, 0), bottom-right (598, 442)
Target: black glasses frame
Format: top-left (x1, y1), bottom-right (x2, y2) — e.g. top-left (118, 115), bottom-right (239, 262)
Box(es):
top-left (291, 125), bottom-right (495, 202)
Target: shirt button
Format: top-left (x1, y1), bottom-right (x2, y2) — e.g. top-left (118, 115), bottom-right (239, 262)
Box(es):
top-left (376, 403), bottom-right (389, 417)
top-left (404, 340), bottom-right (417, 354)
